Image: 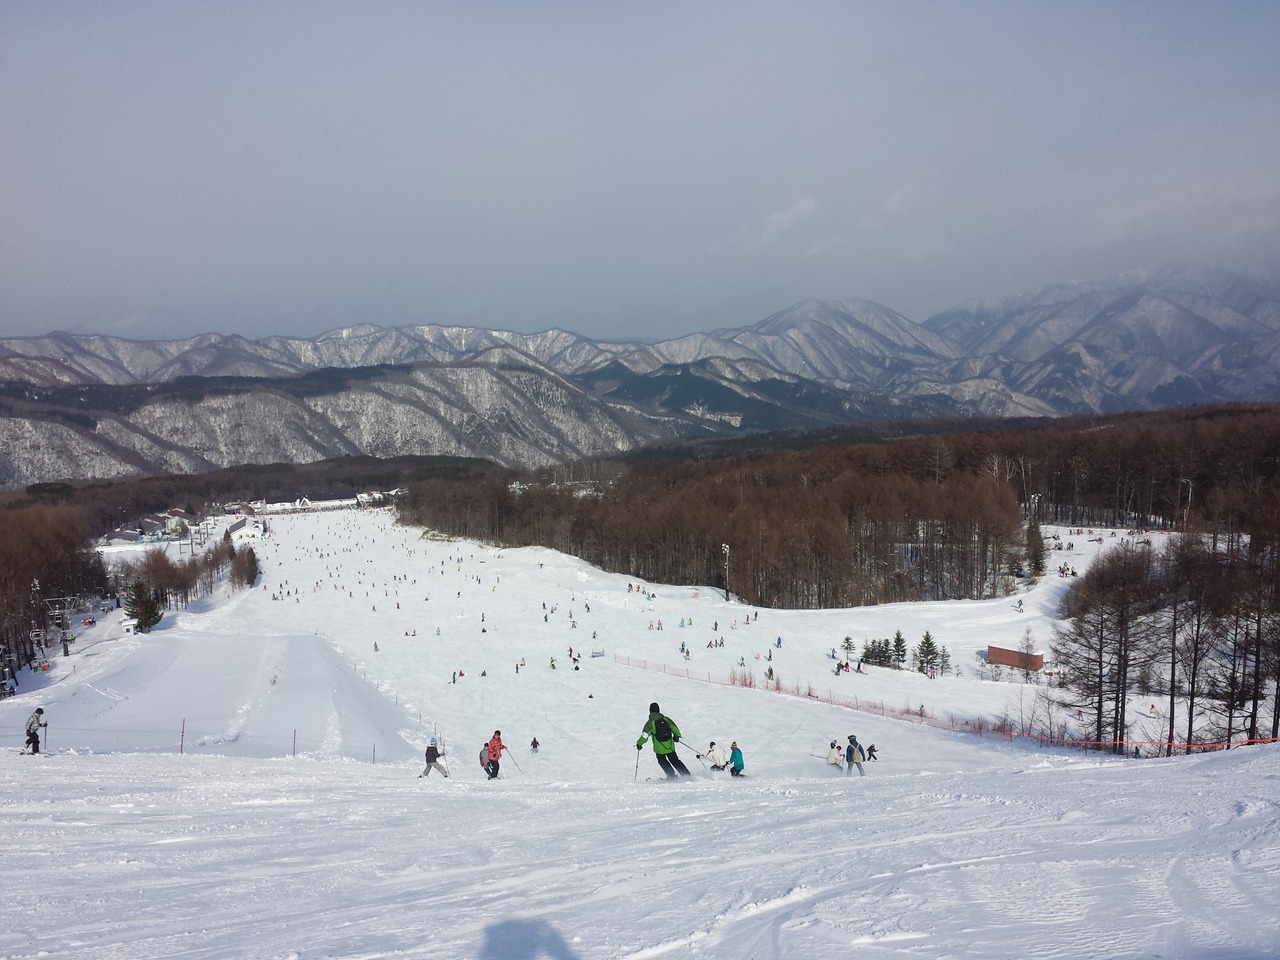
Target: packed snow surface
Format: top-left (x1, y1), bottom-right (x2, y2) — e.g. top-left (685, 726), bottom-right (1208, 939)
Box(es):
top-left (2, 507), bottom-right (1277, 959)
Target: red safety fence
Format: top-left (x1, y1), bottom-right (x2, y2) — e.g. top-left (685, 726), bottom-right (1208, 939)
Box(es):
top-left (612, 655), bottom-right (1279, 756)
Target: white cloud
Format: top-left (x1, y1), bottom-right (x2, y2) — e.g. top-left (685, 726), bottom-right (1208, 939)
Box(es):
top-left (729, 197), bottom-right (818, 251)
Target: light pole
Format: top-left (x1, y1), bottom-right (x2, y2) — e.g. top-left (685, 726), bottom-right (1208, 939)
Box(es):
top-left (30, 579), bottom-right (44, 662)
top-left (721, 543), bottom-right (730, 601)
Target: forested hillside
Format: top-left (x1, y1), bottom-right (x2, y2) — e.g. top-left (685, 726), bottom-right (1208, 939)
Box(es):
top-left (402, 404), bottom-right (1280, 609)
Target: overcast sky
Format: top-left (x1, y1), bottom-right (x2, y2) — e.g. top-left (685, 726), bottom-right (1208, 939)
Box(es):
top-left (3, 2), bottom-right (1279, 343)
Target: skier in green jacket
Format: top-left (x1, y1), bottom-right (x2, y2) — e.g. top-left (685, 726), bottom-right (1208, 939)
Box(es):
top-left (636, 701), bottom-right (691, 779)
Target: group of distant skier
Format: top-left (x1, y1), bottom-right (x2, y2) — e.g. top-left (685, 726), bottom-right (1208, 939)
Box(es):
top-left (417, 731), bottom-right (545, 779)
top-left (826, 735), bottom-right (876, 774)
top-left (414, 700), bottom-right (882, 782)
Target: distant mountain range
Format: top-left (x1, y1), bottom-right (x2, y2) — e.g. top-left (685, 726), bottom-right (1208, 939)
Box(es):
top-left (2, 264), bottom-right (1278, 488)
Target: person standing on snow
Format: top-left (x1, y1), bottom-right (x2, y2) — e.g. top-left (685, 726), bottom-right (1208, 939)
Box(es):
top-left (729, 742), bottom-right (745, 777)
top-left (420, 737), bottom-right (448, 778)
top-left (701, 741), bottom-right (728, 770)
top-left (636, 702), bottom-right (690, 779)
top-left (24, 708), bottom-right (46, 754)
top-left (846, 735), bottom-right (866, 776)
top-left (484, 730), bottom-right (504, 779)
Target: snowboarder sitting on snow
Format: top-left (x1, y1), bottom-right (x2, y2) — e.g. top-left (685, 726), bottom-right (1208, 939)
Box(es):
top-left (421, 737), bottom-right (448, 778)
top-left (729, 742), bottom-right (745, 777)
top-left (700, 741), bottom-right (728, 770)
top-left (636, 702), bottom-right (690, 779)
top-left (25, 708), bottom-right (46, 754)
top-left (484, 730), bottom-right (504, 779)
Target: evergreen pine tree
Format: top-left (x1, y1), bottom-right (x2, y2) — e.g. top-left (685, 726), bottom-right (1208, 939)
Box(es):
top-left (1027, 521), bottom-right (1046, 578)
top-left (866, 637), bottom-right (894, 666)
top-left (892, 630), bottom-right (908, 670)
top-left (915, 630), bottom-right (939, 674)
top-left (231, 546), bottom-right (259, 588)
top-left (124, 580), bottom-right (162, 631)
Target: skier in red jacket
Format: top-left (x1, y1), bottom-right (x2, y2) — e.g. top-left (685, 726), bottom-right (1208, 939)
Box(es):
top-left (483, 730), bottom-right (504, 780)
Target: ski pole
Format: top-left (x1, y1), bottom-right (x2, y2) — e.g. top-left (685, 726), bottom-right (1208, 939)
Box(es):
top-left (503, 746), bottom-right (523, 773)
top-left (634, 746), bottom-right (641, 781)
top-left (676, 739), bottom-right (706, 768)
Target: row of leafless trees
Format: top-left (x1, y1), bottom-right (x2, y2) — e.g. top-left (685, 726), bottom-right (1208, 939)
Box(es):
top-left (1053, 531), bottom-right (1280, 752)
top-left (0, 506), bottom-right (107, 669)
top-left (110, 539), bottom-right (256, 614)
top-left (401, 404), bottom-right (1280, 608)
top-left (0, 502), bottom-right (257, 670)
top-left (402, 468), bottom-right (1024, 608)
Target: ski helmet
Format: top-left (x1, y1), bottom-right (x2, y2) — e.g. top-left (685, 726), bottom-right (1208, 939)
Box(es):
top-left (649, 702), bottom-right (660, 713)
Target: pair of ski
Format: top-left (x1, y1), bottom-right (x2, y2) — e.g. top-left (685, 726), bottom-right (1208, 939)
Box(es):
top-left (645, 773), bottom-right (747, 781)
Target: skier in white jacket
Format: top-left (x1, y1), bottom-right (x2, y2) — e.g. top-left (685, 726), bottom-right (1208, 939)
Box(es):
top-left (701, 741), bottom-right (729, 770)
top-left (826, 740), bottom-right (843, 768)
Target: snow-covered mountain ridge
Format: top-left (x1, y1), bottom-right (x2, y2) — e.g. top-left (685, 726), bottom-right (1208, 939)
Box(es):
top-left (2, 265), bottom-right (1277, 486)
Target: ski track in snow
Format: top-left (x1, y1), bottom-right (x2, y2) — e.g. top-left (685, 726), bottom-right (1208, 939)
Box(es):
top-left (1, 506), bottom-right (1277, 959)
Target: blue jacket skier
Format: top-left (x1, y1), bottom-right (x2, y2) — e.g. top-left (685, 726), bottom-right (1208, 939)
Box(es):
top-left (845, 735), bottom-right (866, 776)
